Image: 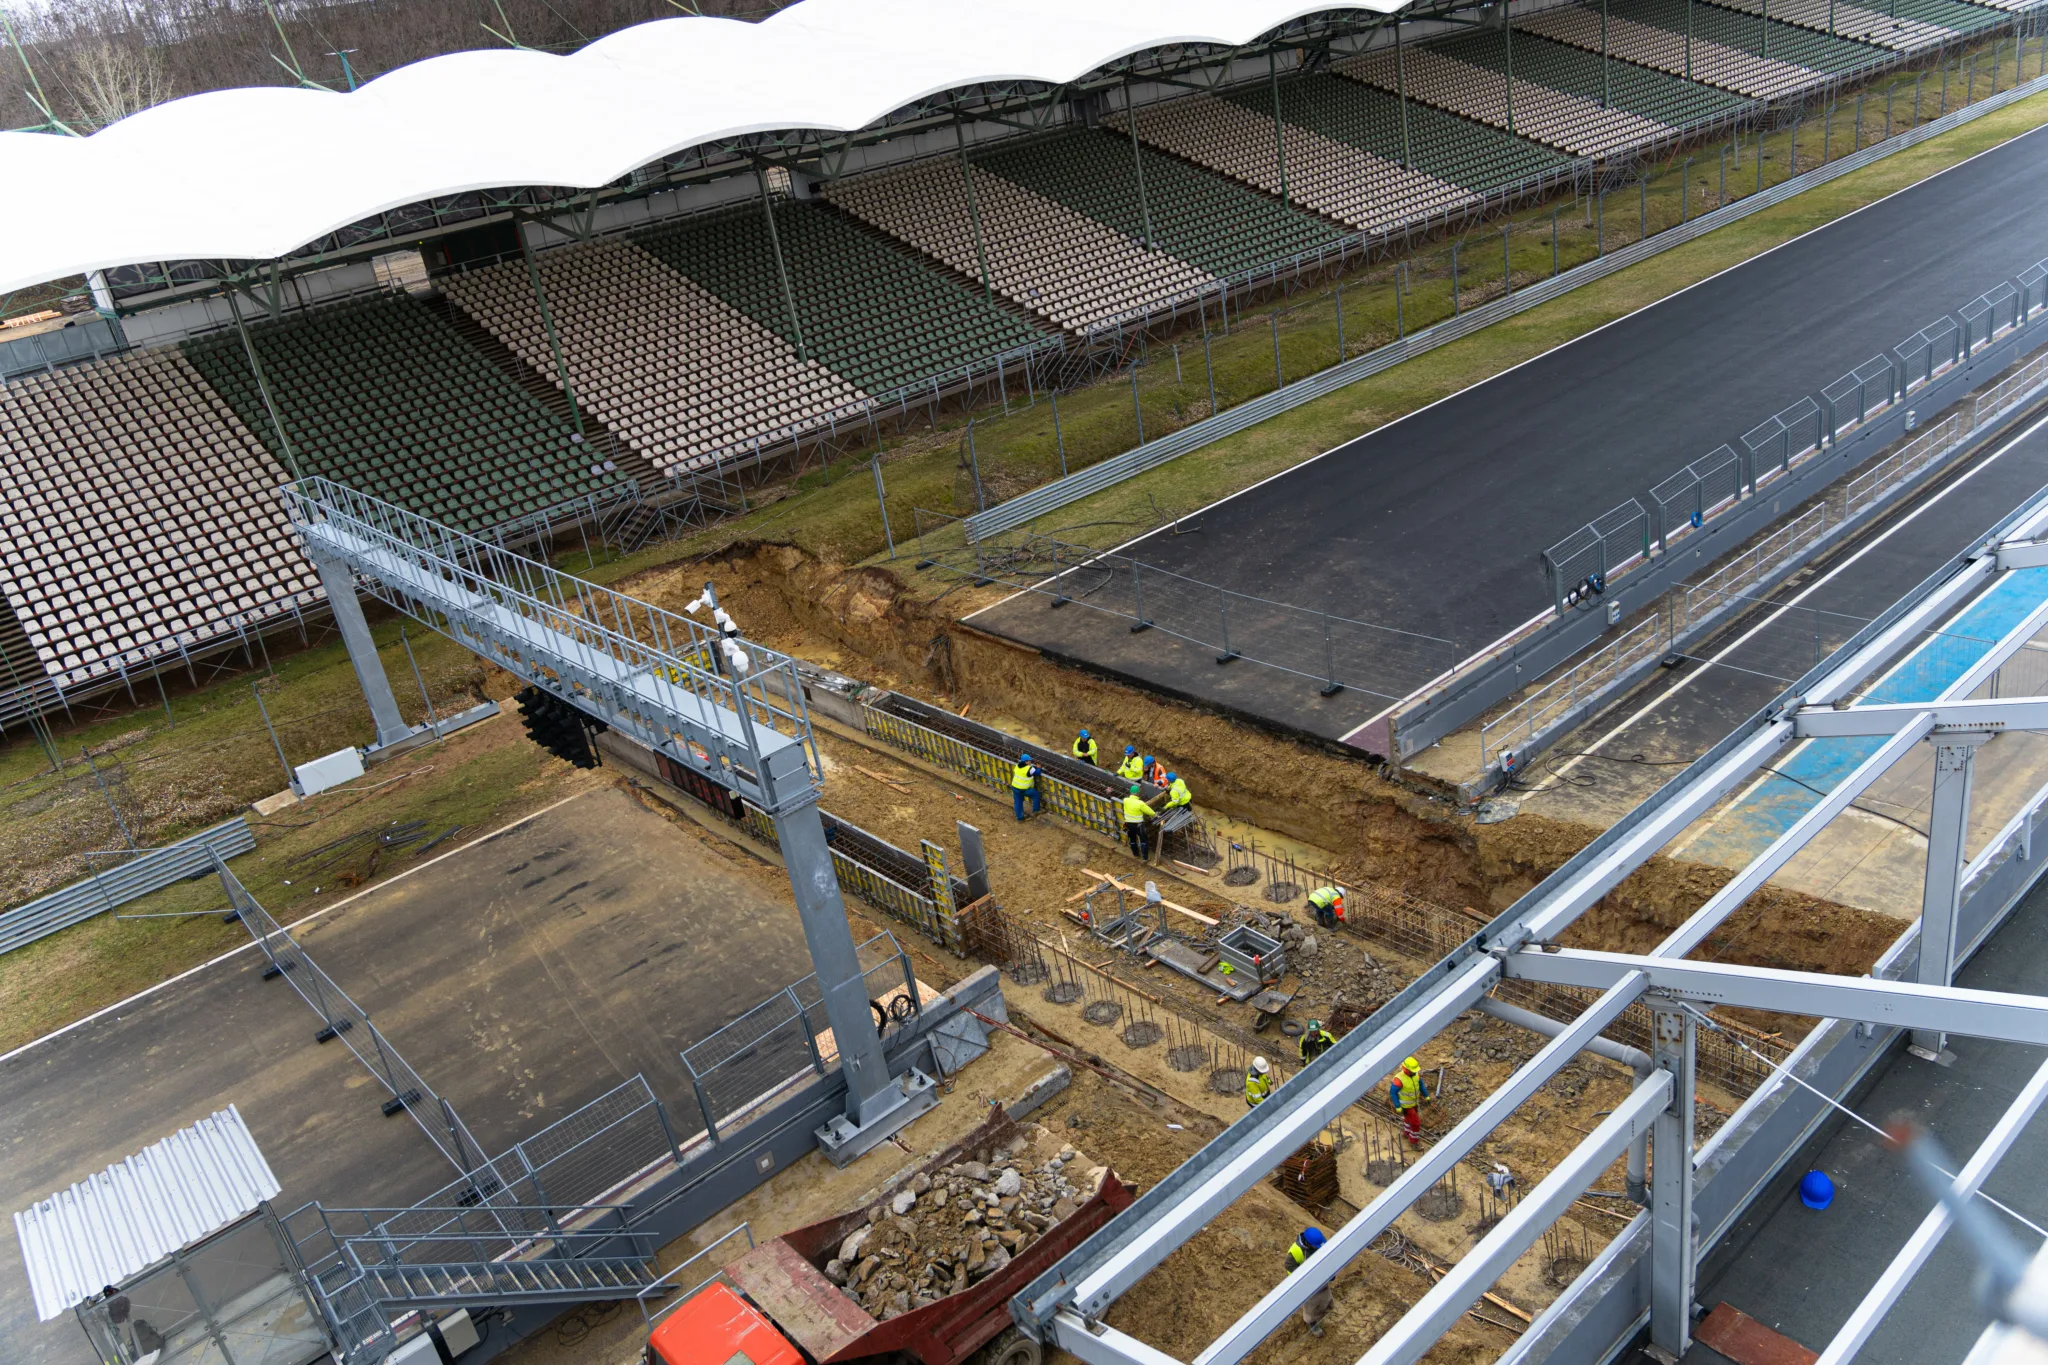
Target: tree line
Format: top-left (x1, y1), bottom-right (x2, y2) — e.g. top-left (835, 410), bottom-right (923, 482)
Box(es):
top-left (1, 0), bottom-right (785, 132)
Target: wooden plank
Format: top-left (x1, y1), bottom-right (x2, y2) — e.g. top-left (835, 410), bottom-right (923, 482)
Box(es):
top-left (1694, 1303), bottom-right (1819, 1365)
top-left (1079, 869), bottom-right (1218, 926)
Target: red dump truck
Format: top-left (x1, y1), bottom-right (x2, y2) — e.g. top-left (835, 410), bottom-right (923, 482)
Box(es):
top-left (646, 1113), bottom-right (1130, 1365)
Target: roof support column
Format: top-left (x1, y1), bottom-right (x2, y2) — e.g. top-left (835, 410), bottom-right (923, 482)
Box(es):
top-left (953, 117), bottom-right (994, 305)
top-left (753, 160), bottom-right (808, 362)
top-left (224, 283), bottom-right (303, 483)
top-left (1124, 79), bottom-right (1155, 249)
top-left (1601, 0), bottom-right (1611, 107)
top-left (1268, 49), bottom-right (1291, 207)
top-left (516, 216), bottom-right (588, 443)
top-left (1650, 1006), bottom-right (1698, 1357)
top-left (1398, 17), bottom-right (1413, 164)
top-left (1914, 733), bottom-right (1989, 1061)
top-left (1503, 5), bottom-right (1516, 137)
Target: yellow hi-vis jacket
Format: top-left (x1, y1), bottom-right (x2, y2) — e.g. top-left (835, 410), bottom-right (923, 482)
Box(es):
top-left (1073, 735), bottom-right (1099, 763)
top-left (1246, 1068), bottom-right (1273, 1106)
top-left (1117, 755), bottom-right (1144, 782)
top-left (1299, 1028), bottom-right (1337, 1064)
top-left (1011, 762), bottom-right (1037, 790)
top-left (1121, 793), bottom-right (1153, 825)
top-left (1164, 777), bottom-right (1192, 809)
top-left (1308, 886), bottom-right (1341, 911)
top-left (1396, 1067), bottom-right (1427, 1109)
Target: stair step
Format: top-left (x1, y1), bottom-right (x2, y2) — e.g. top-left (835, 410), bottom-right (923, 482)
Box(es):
top-left (358, 1257), bottom-right (655, 1308)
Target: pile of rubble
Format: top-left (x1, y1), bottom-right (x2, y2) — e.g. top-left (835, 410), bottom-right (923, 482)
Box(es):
top-left (824, 1146), bottom-right (1105, 1320)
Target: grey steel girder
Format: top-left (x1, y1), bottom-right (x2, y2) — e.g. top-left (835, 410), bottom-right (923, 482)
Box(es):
top-left (1502, 948), bottom-right (2048, 1043)
top-left (1193, 973), bottom-right (1648, 1365)
top-left (1051, 956), bottom-right (1499, 1323)
top-left (1360, 1072), bottom-right (1673, 1365)
top-left (1796, 694), bottom-right (2048, 737)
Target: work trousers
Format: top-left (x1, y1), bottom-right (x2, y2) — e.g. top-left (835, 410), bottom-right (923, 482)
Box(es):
top-left (1124, 821), bottom-right (1150, 860)
top-left (1312, 904), bottom-right (1336, 929)
top-left (1400, 1105), bottom-right (1423, 1145)
top-left (1012, 787), bottom-right (1042, 820)
top-left (1302, 1282), bottom-right (1335, 1333)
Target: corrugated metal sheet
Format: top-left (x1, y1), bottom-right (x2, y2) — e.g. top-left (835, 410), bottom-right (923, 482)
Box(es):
top-left (13, 1106), bottom-right (280, 1321)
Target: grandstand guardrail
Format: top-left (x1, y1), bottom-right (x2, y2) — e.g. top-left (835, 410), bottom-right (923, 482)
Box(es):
top-left (959, 49), bottom-right (2048, 545)
top-left (0, 818), bottom-right (255, 956)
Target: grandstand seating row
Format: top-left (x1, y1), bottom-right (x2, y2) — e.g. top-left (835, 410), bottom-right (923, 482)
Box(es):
top-left (1432, 25), bottom-right (1756, 125)
top-left (1704, 0), bottom-right (1956, 50)
top-left (1335, 45), bottom-right (1675, 155)
top-left (821, 157), bottom-right (1219, 332)
top-left (1, 0), bottom-right (1966, 693)
top-left (1112, 96), bottom-right (1472, 232)
top-left (1518, 6), bottom-right (1819, 98)
top-left (0, 351), bottom-right (315, 681)
top-left (185, 294), bottom-right (612, 531)
top-left (445, 238), bottom-right (870, 471)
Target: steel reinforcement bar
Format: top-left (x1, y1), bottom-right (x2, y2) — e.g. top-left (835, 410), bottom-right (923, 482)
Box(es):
top-left (961, 57), bottom-right (2048, 544)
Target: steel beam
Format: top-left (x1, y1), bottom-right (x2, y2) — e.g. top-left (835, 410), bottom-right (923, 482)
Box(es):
top-left (1059, 957), bottom-right (1499, 1321)
top-left (1649, 1008), bottom-right (1697, 1357)
top-left (309, 550), bottom-right (412, 748)
top-left (1360, 1072), bottom-right (1672, 1365)
top-left (1814, 1053), bottom-right (2048, 1364)
top-left (1796, 695), bottom-right (2048, 737)
top-left (1993, 539), bottom-right (2048, 570)
top-left (1052, 1313), bottom-right (1186, 1365)
top-left (1657, 716), bottom-right (1935, 958)
top-left (1194, 974), bottom-right (1648, 1365)
top-left (1916, 734), bottom-right (1987, 1056)
top-left (1503, 948), bottom-right (2048, 1043)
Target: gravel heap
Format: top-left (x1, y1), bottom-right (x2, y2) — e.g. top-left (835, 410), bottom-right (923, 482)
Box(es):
top-left (823, 1146), bottom-right (1105, 1321)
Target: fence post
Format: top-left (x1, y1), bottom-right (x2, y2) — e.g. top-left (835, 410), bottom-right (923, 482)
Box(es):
top-left (872, 458), bottom-right (895, 558)
top-left (966, 420), bottom-right (986, 512)
top-left (1202, 328), bottom-right (1218, 415)
top-left (1451, 240), bottom-right (1462, 312)
top-left (1130, 368), bottom-right (1145, 445)
top-left (1051, 389), bottom-right (1068, 476)
top-left (1130, 563), bottom-right (1153, 633)
top-left (1320, 614), bottom-right (1342, 697)
top-left (1396, 263), bottom-right (1406, 337)
top-left (651, 1096), bottom-right (686, 1165)
top-left (251, 684), bottom-right (294, 788)
top-left (689, 1073), bottom-right (721, 1145)
top-left (1269, 314), bottom-right (1283, 389)
top-left (1639, 177), bottom-right (1646, 240)
top-left (1596, 190), bottom-right (1604, 255)
top-left (1551, 205), bottom-right (1560, 276)
top-left (1502, 223), bottom-right (1512, 297)
top-left (1335, 284), bottom-right (1345, 360)
top-left (1216, 589), bottom-right (1239, 664)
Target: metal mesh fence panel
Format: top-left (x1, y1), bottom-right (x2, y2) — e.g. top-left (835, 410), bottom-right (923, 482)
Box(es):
top-left (1651, 445), bottom-right (1743, 551)
top-left (1542, 499), bottom-right (1650, 614)
top-left (1820, 354), bottom-right (1899, 439)
top-left (680, 987), bottom-right (822, 1138)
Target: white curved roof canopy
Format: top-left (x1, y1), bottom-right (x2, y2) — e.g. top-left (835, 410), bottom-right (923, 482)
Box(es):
top-left (0, 0), bottom-right (1406, 295)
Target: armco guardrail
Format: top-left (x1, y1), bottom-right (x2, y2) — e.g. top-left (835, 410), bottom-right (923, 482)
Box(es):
top-left (1389, 288), bottom-right (2048, 765)
top-left (960, 64), bottom-right (2048, 544)
top-left (0, 817), bottom-right (254, 956)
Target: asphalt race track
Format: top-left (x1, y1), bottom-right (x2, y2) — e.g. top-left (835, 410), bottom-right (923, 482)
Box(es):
top-left (968, 120), bottom-right (2048, 743)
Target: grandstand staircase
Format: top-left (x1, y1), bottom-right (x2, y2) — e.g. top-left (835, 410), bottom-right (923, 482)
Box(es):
top-left (421, 293), bottom-right (660, 490)
top-left (0, 590), bottom-right (58, 729)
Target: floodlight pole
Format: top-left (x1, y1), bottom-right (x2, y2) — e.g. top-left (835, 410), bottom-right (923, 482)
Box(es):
top-left (1913, 733), bottom-right (1988, 1060)
top-left (1601, 0), bottom-right (1611, 107)
top-left (1502, 5), bottom-right (1516, 137)
top-left (1397, 18), bottom-right (1414, 164)
top-left (753, 160), bottom-right (808, 361)
top-left (514, 215), bottom-right (589, 442)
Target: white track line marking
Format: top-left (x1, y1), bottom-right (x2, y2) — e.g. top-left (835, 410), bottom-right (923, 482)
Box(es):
top-left (1537, 406), bottom-right (2048, 792)
top-left (0, 788), bottom-right (596, 1067)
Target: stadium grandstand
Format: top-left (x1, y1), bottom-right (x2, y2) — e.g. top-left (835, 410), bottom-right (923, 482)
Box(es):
top-left (0, 0), bottom-right (2036, 736)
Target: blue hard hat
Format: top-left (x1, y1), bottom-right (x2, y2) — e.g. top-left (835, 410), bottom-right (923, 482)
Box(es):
top-left (1079, 729), bottom-right (1089, 737)
top-left (1301, 1227), bottom-right (1326, 1251)
top-left (1020, 753), bottom-right (1032, 762)
top-left (1143, 754), bottom-right (1154, 763)
top-left (1799, 1170), bottom-right (1835, 1210)
top-left (1166, 772), bottom-right (1177, 782)
top-left (1125, 745), bottom-right (1137, 755)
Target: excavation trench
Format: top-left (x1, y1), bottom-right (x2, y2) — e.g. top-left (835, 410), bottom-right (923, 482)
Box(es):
top-left (610, 539), bottom-right (1909, 1354)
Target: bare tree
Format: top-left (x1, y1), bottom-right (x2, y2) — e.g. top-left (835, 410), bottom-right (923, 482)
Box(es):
top-left (54, 34), bottom-right (168, 126)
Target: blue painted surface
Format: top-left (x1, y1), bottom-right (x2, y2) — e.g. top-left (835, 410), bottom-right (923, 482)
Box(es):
top-left (1685, 568), bottom-right (2048, 865)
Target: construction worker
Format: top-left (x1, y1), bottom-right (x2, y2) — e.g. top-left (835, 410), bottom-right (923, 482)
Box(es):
top-left (1388, 1055), bottom-right (1430, 1147)
top-left (1072, 728), bottom-right (1099, 766)
top-left (1307, 885), bottom-right (1346, 931)
top-left (1144, 754), bottom-right (1167, 786)
top-left (1116, 746), bottom-right (1144, 783)
top-left (1010, 753), bottom-right (1043, 821)
top-left (1286, 1228), bottom-right (1335, 1337)
top-left (1245, 1056), bottom-right (1273, 1108)
top-left (1298, 1019), bottom-right (1337, 1066)
top-left (1160, 772), bottom-right (1192, 811)
top-left (1121, 783), bottom-right (1153, 860)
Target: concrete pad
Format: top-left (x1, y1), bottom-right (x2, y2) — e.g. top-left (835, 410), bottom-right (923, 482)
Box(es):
top-left (0, 785), bottom-right (815, 1365)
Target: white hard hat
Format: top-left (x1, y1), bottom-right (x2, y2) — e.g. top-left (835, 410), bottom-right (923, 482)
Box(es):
top-left (1253, 1057), bottom-right (1270, 1074)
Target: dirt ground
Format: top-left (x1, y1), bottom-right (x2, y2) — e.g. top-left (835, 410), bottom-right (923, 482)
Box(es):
top-left (516, 536), bottom-right (1910, 1363)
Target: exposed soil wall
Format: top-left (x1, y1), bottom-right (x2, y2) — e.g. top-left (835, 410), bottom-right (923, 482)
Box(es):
top-left (620, 542), bottom-right (1895, 986)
